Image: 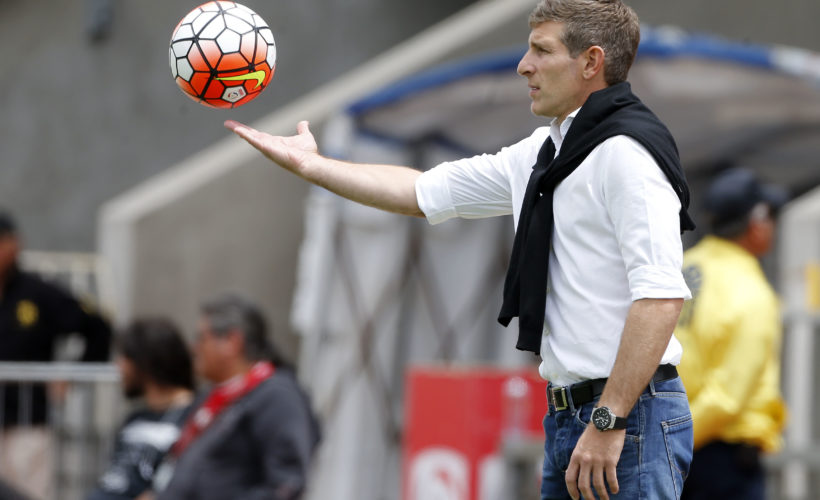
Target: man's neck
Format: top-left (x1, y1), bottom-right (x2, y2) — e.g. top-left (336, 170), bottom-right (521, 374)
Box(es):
top-left (211, 359), bottom-right (255, 386)
top-left (143, 383), bottom-right (194, 412)
top-left (728, 234), bottom-right (766, 259)
top-left (554, 82), bottom-right (609, 126)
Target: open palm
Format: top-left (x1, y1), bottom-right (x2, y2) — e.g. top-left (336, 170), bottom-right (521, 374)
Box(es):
top-left (224, 120), bottom-right (318, 174)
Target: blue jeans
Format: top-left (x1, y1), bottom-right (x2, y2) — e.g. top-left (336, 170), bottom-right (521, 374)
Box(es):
top-left (541, 377), bottom-right (694, 500)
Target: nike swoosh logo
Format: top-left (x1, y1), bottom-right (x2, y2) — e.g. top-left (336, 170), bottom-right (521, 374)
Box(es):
top-left (215, 70), bottom-right (266, 89)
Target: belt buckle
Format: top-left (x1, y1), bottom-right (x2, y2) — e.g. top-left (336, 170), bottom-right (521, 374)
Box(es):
top-left (550, 386), bottom-right (569, 411)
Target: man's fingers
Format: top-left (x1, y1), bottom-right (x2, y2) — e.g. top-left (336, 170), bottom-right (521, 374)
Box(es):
top-left (606, 462), bottom-right (619, 495)
top-left (224, 120), bottom-right (316, 173)
top-left (224, 119), bottom-right (246, 132)
top-left (577, 462), bottom-right (593, 500)
top-left (593, 465), bottom-right (610, 500)
top-left (565, 460), bottom-right (580, 500)
top-left (224, 120), bottom-right (256, 142)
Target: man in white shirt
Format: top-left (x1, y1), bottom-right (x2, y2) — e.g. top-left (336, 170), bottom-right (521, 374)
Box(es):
top-left (225, 1), bottom-right (694, 499)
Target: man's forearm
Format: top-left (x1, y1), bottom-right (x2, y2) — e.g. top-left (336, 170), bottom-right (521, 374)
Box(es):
top-left (224, 120), bottom-right (424, 217)
top-left (597, 298), bottom-right (684, 417)
top-left (302, 155), bottom-right (424, 217)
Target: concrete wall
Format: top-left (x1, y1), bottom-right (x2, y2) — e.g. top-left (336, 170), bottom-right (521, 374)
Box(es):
top-left (3, 0), bottom-right (818, 253)
top-left (100, 150), bottom-right (307, 356)
top-left (0, 0), bottom-right (476, 251)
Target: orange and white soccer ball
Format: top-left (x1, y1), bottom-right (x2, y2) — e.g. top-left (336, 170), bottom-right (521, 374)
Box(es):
top-left (169, 1), bottom-right (276, 108)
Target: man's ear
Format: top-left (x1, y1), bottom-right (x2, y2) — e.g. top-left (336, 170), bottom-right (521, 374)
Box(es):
top-left (582, 45), bottom-right (606, 80)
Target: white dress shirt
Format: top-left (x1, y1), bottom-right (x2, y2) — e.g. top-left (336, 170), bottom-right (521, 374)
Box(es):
top-left (415, 109), bottom-right (691, 385)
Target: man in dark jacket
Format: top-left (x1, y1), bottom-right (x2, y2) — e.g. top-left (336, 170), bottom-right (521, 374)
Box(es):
top-left (0, 210), bottom-right (112, 499)
top-left (153, 293), bottom-right (320, 500)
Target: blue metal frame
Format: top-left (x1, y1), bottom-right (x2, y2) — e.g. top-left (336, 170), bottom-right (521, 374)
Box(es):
top-left (346, 26), bottom-right (817, 117)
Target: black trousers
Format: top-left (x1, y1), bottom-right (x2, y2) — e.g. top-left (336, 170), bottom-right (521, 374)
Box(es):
top-left (681, 441), bottom-right (765, 500)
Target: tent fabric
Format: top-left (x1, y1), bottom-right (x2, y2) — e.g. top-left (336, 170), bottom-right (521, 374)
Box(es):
top-left (295, 27), bottom-right (820, 500)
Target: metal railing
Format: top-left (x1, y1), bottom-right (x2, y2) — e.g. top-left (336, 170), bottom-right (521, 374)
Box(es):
top-left (0, 363), bottom-right (123, 500)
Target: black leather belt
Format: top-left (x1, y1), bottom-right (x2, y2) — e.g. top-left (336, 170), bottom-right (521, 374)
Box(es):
top-left (548, 364), bottom-right (678, 412)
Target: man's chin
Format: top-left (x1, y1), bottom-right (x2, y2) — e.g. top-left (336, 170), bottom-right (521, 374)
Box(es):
top-left (530, 103), bottom-right (552, 118)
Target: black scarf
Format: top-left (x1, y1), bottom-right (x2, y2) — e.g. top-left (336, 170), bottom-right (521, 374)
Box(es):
top-left (498, 82), bottom-right (695, 353)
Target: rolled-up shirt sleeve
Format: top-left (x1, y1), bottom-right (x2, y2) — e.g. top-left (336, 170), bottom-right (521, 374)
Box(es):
top-left (601, 136), bottom-right (692, 301)
top-left (415, 165), bottom-right (459, 225)
top-left (415, 154), bottom-right (514, 225)
top-left (414, 128), bottom-right (548, 226)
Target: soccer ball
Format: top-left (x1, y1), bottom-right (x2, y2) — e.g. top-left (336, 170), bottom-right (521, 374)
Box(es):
top-left (169, 1), bottom-right (276, 109)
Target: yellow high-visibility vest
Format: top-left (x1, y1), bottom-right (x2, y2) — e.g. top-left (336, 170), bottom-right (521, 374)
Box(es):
top-left (676, 236), bottom-right (787, 452)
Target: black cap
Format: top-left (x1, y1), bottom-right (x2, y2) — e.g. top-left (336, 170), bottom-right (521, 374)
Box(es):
top-left (0, 211), bottom-right (16, 236)
top-left (704, 168), bottom-right (789, 227)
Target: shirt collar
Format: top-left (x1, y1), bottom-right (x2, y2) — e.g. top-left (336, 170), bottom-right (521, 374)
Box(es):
top-left (549, 107), bottom-right (582, 153)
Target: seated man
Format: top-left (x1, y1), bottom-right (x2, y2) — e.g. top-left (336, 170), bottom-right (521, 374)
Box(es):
top-left (152, 293), bottom-right (321, 500)
top-left (87, 318), bottom-right (196, 500)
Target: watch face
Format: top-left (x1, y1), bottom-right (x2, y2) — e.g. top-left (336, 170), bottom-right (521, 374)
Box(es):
top-left (592, 407), bottom-right (612, 430)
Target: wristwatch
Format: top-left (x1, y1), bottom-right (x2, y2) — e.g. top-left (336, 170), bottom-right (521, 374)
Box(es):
top-left (591, 406), bottom-right (627, 431)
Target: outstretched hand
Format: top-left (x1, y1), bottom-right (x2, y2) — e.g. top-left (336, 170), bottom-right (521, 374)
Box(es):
top-left (224, 120), bottom-right (318, 175)
top-left (225, 118), bottom-right (424, 217)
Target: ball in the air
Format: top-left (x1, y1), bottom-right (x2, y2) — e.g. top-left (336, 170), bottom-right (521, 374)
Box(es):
top-left (169, 1), bottom-right (276, 109)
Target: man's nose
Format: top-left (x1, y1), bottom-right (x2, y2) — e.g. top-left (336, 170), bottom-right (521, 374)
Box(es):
top-left (517, 53), bottom-right (532, 76)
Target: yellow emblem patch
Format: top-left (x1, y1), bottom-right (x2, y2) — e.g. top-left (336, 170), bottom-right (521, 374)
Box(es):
top-left (17, 300), bottom-right (39, 328)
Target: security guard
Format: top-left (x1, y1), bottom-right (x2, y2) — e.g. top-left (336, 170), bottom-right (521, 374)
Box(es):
top-left (677, 168), bottom-right (788, 500)
top-left (0, 211), bottom-right (112, 499)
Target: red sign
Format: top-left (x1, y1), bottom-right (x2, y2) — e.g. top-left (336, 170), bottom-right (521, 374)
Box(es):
top-left (402, 365), bottom-right (548, 500)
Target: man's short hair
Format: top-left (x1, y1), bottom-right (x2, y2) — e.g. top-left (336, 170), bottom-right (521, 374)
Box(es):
top-left (528, 0), bottom-right (640, 85)
top-left (118, 318), bottom-right (195, 390)
top-left (200, 292), bottom-right (290, 367)
top-left (0, 211), bottom-right (17, 237)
